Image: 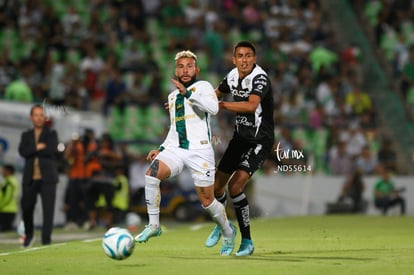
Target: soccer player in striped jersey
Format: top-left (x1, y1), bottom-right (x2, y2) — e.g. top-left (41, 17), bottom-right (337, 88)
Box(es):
top-left (135, 50), bottom-right (236, 256)
top-left (205, 41), bottom-right (275, 256)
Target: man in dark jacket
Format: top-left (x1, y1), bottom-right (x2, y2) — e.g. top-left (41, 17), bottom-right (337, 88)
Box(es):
top-left (19, 104), bottom-right (59, 247)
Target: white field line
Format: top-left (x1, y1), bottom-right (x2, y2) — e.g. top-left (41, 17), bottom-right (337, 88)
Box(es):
top-left (0, 242), bottom-right (67, 256)
top-left (0, 237), bottom-right (102, 256)
top-left (83, 238), bottom-right (102, 243)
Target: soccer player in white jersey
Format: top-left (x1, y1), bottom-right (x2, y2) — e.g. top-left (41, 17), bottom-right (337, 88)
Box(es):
top-left (135, 50), bottom-right (236, 256)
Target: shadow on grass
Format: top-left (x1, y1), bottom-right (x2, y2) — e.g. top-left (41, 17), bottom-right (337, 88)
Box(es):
top-left (166, 248), bottom-right (379, 263)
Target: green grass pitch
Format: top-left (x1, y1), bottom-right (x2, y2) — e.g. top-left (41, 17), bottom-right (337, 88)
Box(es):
top-left (1, 216), bottom-right (414, 275)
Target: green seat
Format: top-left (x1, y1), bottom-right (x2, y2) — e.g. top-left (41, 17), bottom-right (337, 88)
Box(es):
top-left (312, 129), bottom-right (328, 174)
top-left (106, 106), bottom-right (126, 140)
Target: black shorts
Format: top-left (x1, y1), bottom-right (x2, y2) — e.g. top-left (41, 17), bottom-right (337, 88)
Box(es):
top-left (217, 136), bottom-right (273, 177)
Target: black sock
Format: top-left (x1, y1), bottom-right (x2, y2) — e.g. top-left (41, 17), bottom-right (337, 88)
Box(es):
top-left (216, 192), bottom-right (227, 206)
top-left (231, 192), bottom-right (251, 240)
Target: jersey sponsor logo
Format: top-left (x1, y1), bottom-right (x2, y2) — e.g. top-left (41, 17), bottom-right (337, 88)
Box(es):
top-left (236, 115), bottom-right (254, 127)
top-left (175, 113), bottom-right (196, 122)
top-left (253, 80), bottom-right (267, 86)
top-left (230, 86), bottom-right (250, 98)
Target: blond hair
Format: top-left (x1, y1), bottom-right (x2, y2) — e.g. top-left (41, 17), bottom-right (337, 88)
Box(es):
top-left (175, 50), bottom-right (197, 62)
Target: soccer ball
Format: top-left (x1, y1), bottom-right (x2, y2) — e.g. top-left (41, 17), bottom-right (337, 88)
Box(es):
top-left (102, 227), bottom-right (135, 260)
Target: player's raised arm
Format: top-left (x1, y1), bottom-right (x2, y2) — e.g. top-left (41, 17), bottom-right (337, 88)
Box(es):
top-left (187, 81), bottom-right (218, 115)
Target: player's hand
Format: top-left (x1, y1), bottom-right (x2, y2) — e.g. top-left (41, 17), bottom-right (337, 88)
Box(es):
top-left (147, 150), bottom-right (160, 162)
top-left (171, 78), bottom-right (186, 95)
top-left (164, 102), bottom-right (169, 111)
top-left (218, 101), bottom-right (225, 110)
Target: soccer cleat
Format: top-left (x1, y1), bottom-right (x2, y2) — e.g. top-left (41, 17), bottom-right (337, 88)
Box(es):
top-left (135, 224), bottom-right (162, 243)
top-left (21, 236), bottom-right (35, 249)
top-left (235, 238), bottom-right (254, 256)
top-left (205, 225), bottom-right (222, 248)
top-left (220, 222), bottom-right (236, 256)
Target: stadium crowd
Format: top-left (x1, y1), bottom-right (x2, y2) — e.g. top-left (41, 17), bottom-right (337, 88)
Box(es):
top-left (0, 0), bottom-right (405, 228)
top-left (352, 0), bottom-right (414, 120)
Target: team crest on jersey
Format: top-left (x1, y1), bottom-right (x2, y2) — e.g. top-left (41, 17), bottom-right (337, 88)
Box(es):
top-left (244, 78), bottom-right (250, 86)
top-left (189, 87), bottom-right (196, 92)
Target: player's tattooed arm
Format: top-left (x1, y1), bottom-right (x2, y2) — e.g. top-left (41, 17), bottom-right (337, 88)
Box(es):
top-left (149, 159), bottom-right (160, 177)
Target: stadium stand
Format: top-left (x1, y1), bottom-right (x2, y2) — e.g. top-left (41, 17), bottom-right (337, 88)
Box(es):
top-left (0, 0), bottom-right (411, 174)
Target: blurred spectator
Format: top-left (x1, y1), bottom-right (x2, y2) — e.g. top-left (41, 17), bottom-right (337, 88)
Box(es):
top-left (315, 74), bottom-right (339, 117)
top-left (377, 138), bottom-right (398, 173)
top-left (203, 20), bottom-right (227, 75)
top-left (112, 165), bottom-right (129, 225)
top-left (63, 130), bottom-right (97, 230)
top-left (4, 76), bottom-right (33, 102)
top-left (277, 127), bottom-right (295, 154)
top-left (47, 53), bottom-right (67, 106)
top-left (309, 46), bottom-right (338, 72)
top-left (359, 109), bottom-right (377, 132)
top-left (0, 164), bottom-right (19, 231)
top-left (308, 102), bottom-right (325, 130)
top-left (355, 145), bottom-right (380, 175)
top-left (79, 43), bottom-right (105, 110)
top-left (183, 0), bottom-right (204, 24)
top-left (125, 69), bottom-right (150, 107)
top-left (337, 168), bottom-right (365, 213)
top-left (84, 133), bottom-right (121, 230)
top-left (0, 49), bottom-right (16, 94)
top-left (4, 63), bottom-right (34, 102)
top-left (328, 140), bottom-right (353, 175)
top-left (120, 39), bottom-right (145, 71)
top-left (63, 63), bottom-right (83, 109)
top-left (103, 67), bottom-right (127, 116)
top-left (345, 84), bottom-right (373, 118)
top-left (374, 167), bottom-right (406, 215)
top-left (401, 45), bottom-right (414, 99)
top-left (128, 153), bottom-right (150, 207)
top-left (274, 61), bottom-right (298, 99)
top-left (280, 92), bottom-right (305, 127)
top-left (341, 43), bottom-right (361, 66)
top-left (341, 123), bottom-right (367, 159)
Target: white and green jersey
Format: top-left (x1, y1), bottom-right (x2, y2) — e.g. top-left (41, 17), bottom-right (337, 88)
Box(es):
top-left (160, 80), bottom-right (218, 150)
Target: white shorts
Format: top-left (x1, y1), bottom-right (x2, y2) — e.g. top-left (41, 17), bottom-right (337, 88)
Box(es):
top-left (155, 147), bottom-right (215, 187)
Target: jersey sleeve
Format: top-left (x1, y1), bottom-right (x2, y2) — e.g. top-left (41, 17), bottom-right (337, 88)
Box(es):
top-left (217, 75), bottom-right (231, 94)
top-left (158, 93), bottom-right (175, 150)
top-left (185, 81), bottom-right (218, 115)
top-left (251, 74), bottom-right (270, 99)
